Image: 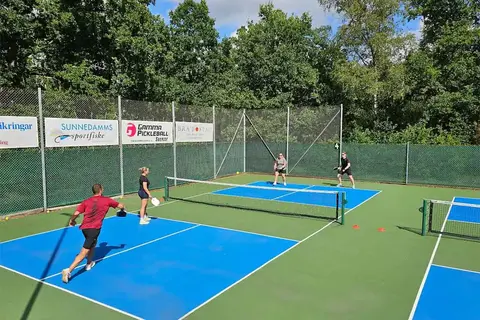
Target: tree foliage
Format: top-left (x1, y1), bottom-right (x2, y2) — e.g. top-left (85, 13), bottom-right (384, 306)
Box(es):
top-left (1, 0), bottom-right (479, 144)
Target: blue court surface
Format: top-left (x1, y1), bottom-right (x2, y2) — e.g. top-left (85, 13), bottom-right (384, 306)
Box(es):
top-left (448, 196), bottom-right (480, 223)
top-left (412, 197), bottom-right (480, 320)
top-left (212, 181), bottom-right (380, 210)
top-left (0, 214), bottom-right (297, 320)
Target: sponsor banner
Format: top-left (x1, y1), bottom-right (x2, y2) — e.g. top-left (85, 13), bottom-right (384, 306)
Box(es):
top-left (45, 118), bottom-right (118, 148)
top-left (122, 120), bottom-right (173, 144)
top-left (0, 116), bottom-right (39, 149)
top-left (176, 122), bottom-right (214, 142)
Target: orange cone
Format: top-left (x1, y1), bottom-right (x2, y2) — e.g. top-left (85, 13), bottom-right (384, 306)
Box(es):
top-left (378, 227), bottom-right (385, 232)
top-left (353, 224), bottom-right (360, 230)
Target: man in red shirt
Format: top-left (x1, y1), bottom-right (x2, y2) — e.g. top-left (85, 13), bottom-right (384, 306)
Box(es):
top-left (62, 183), bottom-right (125, 283)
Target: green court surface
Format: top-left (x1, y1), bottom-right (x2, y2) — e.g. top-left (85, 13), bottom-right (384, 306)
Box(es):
top-left (1, 174), bottom-right (479, 320)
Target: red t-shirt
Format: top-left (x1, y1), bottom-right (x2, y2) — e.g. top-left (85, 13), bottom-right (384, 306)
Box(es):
top-left (76, 195), bottom-right (119, 230)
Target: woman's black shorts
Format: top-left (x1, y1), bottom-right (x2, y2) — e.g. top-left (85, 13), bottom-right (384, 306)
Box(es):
top-left (138, 189), bottom-right (149, 199)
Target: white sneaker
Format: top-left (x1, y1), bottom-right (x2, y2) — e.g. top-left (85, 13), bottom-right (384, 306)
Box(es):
top-left (85, 261), bottom-right (96, 271)
top-left (283, 182), bottom-right (287, 186)
top-left (337, 184), bottom-right (342, 187)
top-left (140, 218), bottom-right (150, 225)
top-left (144, 215), bottom-right (151, 221)
top-left (61, 269), bottom-right (71, 283)
top-left (352, 185), bottom-right (355, 189)
top-left (273, 182), bottom-right (277, 185)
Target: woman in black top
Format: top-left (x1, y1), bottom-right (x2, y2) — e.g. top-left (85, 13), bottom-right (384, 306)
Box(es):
top-left (138, 167), bottom-right (152, 225)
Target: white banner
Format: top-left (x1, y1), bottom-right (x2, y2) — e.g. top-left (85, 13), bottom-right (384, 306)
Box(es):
top-left (0, 116), bottom-right (39, 149)
top-left (122, 120), bottom-right (173, 144)
top-left (176, 122), bottom-right (214, 142)
top-left (45, 118), bottom-right (119, 148)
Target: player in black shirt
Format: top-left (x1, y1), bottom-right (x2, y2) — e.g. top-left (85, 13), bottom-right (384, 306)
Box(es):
top-left (337, 152), bottom-right (355, 188)
top-left (138, 167), bottom-right (152, 225)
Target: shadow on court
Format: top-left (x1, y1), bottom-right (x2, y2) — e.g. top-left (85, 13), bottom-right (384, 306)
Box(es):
top-left (20, 213), bottom-right (71, 320)
top-left (69, 242), bottom-right (125, 281)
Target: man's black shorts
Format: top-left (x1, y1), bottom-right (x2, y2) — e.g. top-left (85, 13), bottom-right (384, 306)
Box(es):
top-left (340, 168), bottom-right (352, 176)
top-left (82, 228), bottom-right (101, 249)
top-left (276, 168), bottom-right (286, 174)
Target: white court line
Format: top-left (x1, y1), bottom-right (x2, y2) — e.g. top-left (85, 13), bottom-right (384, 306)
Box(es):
top-left (407, 197), bottom-right (456, 320)
top-left (448, 218), bottom-right (480, 225)
top-left (248, 180), bottom-right (383, 193)
top-left (0, 264), bottom-right (142, 320)
top-left (271, 185), bottom-right (315, 201)
top-left (41, 225), bottom-right (199, 281)
top-left (207, 190), bottom-right (337, 210)
top-left (431, 264), bottom-right (480, 276)
top-left (2, 181), bottom-right (380, 320)
top-left (125, 213), bottom-right (299, 243)
top-left (0, 177), bottom-right (264, 245)
top-left (178, 189), bottom-right (382, 320)
top-left (0, 189), bottom-right (212, 245)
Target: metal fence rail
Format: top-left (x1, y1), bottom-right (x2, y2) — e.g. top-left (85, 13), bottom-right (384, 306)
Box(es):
top-left (1, 87), bottom-right (479, 217)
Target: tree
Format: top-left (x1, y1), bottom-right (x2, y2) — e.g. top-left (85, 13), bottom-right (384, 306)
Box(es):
top-left (406, 0), bottom-right (480, 143)
top-left (231, 3), bottom-right (330, 108)
top-left (0, 0), bottom-right (37, 87)
top-left (318, 0), bottom-right (416, 133)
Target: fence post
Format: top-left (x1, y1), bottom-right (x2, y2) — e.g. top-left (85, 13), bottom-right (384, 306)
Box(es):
top-left (118, 95), bottom-right (124, 197)
top-left (243, 108), bottom-right (246, 173)
top-left (286, 106), bottom-right (290, 175)
top-left (38, 87), bottom-right (48, 211)
top-left (172, 101), bottom-right (177, 185)
top-left (339, 104), bottom-right (343, 166)
top-left (213, 105), bottom-right (216, 179)
top-left (405, 142), bottom-right (410, 185)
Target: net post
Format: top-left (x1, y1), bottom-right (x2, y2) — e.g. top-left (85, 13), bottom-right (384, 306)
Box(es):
top-left (164, 176), bottom-right (170, 201)
top-left (340, 191), bottom-right (346, 225)
top-left (405, 142), bottom-right (410, 185)
top-left (118, 95), bottom-right (124, 197)
top-left (38, 87), bottom-right (48, 212)
top-left (421, 199), bottom-right (428, 236)
top-left (243, 109), bottom-right (246, 172)
top-left (213, 105), bottom-right (216, 179)
top-left (428, 200), bottom-right (433, 233)
top-left (286, 106), bottom-right (290, 175)
top-left (172, 101), bottom-right (177, 186)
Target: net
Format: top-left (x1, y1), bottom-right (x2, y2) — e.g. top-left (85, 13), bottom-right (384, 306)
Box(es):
top-left (422, 199), bottom-right (480, 239)
top-left (164, 177), bottom-right (345, 224)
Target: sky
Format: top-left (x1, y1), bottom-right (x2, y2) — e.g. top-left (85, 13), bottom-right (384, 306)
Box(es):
top-left (148, 0), bottom-right (423, 40)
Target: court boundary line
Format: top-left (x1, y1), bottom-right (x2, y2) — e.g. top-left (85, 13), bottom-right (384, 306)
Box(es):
top-left (451, 196), bottom-right (480, 201)
top-left (0, 178), bottom-right (280, 245)
top-left (447, 218), bottom-right (480, 225)
top-left (124, 213), bottom-right (299, 243)
top-left (40, 225), bottom-right (200, 281)
top-left (431, 264), bottom-right (480, 275)
top-left (212, 182), bottom-right (380, 210)
top-left (0, 264), bottom-right (142, 320)
top-left (0, 189), bottom-right (213, 245)
top-left (211, 190), bottom-right (339, 210)
top-left (271, 185), bottom-right (315, 200)
top-left (248, 180), bottom-right (383, 193)
top-left (177, 189), bottom-right (382, 320)
top-left (1, 182), bottom-right (381, 320)
top-left (407, 196), bottom-right (456, 320)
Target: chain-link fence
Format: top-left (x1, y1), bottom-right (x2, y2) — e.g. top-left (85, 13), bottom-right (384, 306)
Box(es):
top-left (0, 88), bottom-right (43, 215)
top-left (43, 91), bottom-right (120, 207)
top-left (2, 87), bottom-right (480, 217)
